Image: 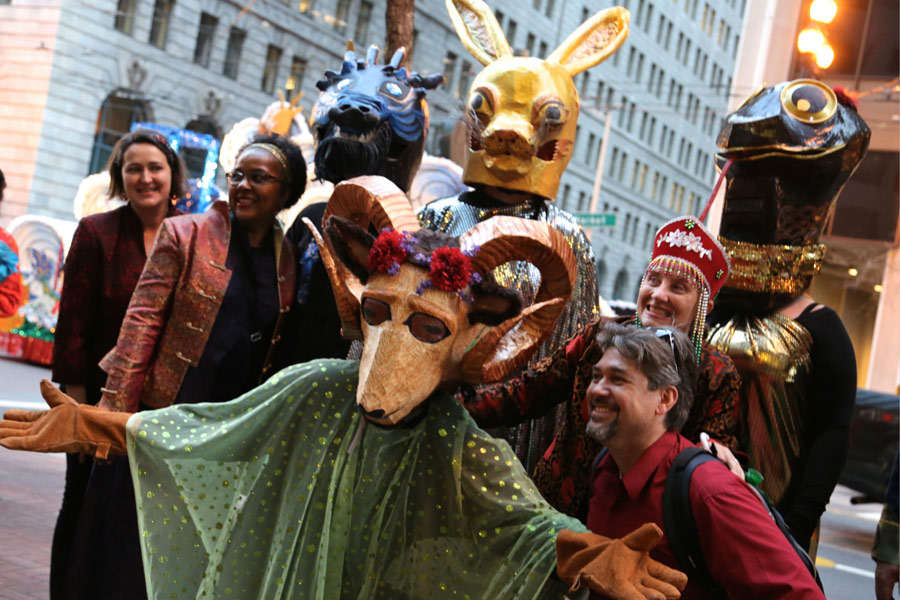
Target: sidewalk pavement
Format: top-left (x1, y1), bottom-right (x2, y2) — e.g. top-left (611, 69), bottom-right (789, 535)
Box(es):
top-left (0, 450), bottom-right (64, 600)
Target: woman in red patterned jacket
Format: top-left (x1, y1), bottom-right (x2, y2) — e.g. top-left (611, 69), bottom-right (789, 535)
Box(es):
top-left (48, 129), bottom-right (186, 600)
top-left (461, 217), bottom-right (743, 520)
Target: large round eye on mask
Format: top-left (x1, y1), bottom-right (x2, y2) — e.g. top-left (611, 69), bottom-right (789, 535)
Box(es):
top-left (780, 79), bottom-right (837, 124)
top-left (468, 89), bottom-right (493, 124)
top-left (362, 297), bottom-right (392, 326)
top-left (403, 312), bottom-right (450, 343)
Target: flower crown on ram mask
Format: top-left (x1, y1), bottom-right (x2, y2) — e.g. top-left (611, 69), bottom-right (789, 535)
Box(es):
top-left (367, 228), bottom-right (484, 301)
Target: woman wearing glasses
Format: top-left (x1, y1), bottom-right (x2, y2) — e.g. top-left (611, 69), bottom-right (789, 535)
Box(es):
top-left (461, 217), bottom-right (743, 520)
top-left (98, 133), bottom-right (304, 413)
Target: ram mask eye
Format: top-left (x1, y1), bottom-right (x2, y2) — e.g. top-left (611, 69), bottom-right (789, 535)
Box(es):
top-left (361, 297), bottom-right (391, 326)
top-left (536, 101), bottom-right (567, 127)
top-left (468, 89), bottom-right (493, 125)
top-left (780, 79), bottom-right (837, 124)
top-left (335, 78), bottom-right (352, 91)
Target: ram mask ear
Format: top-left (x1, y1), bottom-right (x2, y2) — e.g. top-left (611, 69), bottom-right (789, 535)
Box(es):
top-left (547, 7), bottom-right (630, 76)
top-left (445, 0), bottom-right (512, 66)
top-left (305, 176), bottom-right (420, 341)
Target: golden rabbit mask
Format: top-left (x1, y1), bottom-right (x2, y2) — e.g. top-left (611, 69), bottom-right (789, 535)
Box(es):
top-left (447, 0), bottom-right (630, 200)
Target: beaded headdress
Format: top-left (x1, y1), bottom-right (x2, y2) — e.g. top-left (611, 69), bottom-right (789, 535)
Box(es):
top-left (640, 217), bottom-right (730, 360)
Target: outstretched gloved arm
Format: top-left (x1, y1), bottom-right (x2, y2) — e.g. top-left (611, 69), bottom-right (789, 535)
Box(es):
top-left (0, 380), bottom-right (130, 460)
top-left (557, 524), bottom-right (687, 600)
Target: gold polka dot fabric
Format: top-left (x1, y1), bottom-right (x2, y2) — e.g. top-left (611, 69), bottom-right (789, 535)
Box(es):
top-left (127, 359), bottom-right (582, 598)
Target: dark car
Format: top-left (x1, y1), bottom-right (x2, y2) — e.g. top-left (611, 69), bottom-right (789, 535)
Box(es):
top-left (839, 388), bottom-right (900, 503)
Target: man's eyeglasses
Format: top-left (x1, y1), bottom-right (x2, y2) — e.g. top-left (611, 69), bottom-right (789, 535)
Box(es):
top-left (652, 328), bottom-right (680, 375)
top-left (226, 170), bottom-right (284, 187)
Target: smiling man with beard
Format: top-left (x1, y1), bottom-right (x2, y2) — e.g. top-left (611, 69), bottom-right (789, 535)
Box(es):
top-left (461, 217), bottom-right (744, 520)
top-left (584, 323), bottom-right (825, 600)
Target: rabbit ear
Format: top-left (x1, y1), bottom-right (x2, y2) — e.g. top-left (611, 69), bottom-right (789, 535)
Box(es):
top-left (547, 7), bottom-right (630, 76)
top-left (445, 0), bottom-right (512, 66)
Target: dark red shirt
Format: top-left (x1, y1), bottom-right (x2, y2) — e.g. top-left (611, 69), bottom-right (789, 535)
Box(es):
top-left (587, 431), bottom-right (824, 600)
top-left (52, 204), bottom-right (181, 398)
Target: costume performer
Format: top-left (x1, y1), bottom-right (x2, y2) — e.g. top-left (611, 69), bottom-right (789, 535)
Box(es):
top-left (0, 178), bottom-right (688, 600)
top-left (463, 217), bottom-right (739, 518)
top-left (279, 44), bottom-right (443, 368)
top-left (707, 79), bottom-right (871, 552)
top-left (418, 0), bottom-right (630, 470)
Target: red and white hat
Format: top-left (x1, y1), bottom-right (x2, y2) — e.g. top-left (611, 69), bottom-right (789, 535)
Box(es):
top-left (646, 217), bottom-right (730, 299)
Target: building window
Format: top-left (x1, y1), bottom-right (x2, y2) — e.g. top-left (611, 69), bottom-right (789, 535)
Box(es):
top-left (586, 133), bottom-right (596, 164)
top-left (299, 0), bottom-right (316, 13)
top-left (334, 0), bottom-right (351, 35)
top-left (458, 61), bottom-right (474, 98)
top-left (526, 33), bottom-right (536, 56)
top-left (505, 19), bottom-right (517, 47)
top-left (355, 1), bottom-right (373, 44)
top-left (223, 27), bottom-right (246, 80)
top-left (193, 12), bottom-right (218, 68)
top-left (538, 40), bottom-right (548, 57)
top-left (443, 52), bottom-right (458, 90)
top-left (89, 90), bottom-right (152, 174)
top-left (261, 44), bottom-right (282, 94)
top-left (286, 57), bottom-right (307, 100)
top-left (544, 0), bottom-right (555, 18)
top-left (148, 0), bottom-right (175, 49)
top-left (612, 268), bottom-right (628, 299)
top-left (114, 0), bottom-right (137, 33)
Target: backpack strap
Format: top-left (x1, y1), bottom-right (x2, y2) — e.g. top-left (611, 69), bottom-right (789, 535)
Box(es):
top-left (662, 447), bottom-right (729, 600)
top-left (744, 483), bottom-right (824, 591)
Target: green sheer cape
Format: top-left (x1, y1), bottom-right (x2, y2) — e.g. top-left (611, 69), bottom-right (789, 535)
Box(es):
top-left (127, 360), bottom-right (584, 599)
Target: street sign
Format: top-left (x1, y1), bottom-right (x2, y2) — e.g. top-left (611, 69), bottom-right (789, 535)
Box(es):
top-left (574, 213), bottom-right (616, 227)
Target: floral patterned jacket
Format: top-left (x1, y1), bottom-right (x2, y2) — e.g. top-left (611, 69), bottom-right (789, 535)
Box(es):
top-left (99, 202), bottom-right (295, 412)
top-left (461, 315), bottom-right (741, 519)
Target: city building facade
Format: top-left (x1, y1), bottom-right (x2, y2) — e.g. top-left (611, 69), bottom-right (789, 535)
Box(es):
top-left (0, 0), bottom-right (746, 301)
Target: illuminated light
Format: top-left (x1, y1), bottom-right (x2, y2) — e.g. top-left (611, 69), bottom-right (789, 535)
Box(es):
top-left (847, 268), bottom-right (858, 277)
top-left (797, 28), bottom-right (825, 54)
top-left (810, 0), bottom-right (837, 23)
top-left (874, 284), bottom-right (884, 293)
top-left (815, 43), bottom-right (835, 69)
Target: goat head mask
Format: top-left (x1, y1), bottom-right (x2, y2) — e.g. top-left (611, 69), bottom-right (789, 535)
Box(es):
top-left (304, 176), bottom-right (576, 426)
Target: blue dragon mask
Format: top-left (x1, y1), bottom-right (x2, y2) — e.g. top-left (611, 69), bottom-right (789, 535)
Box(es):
top-left (311, 46), bottom-right (443, 193)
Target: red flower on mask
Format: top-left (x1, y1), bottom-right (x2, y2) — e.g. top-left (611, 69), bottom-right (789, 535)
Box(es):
top-left (429, 247), bottom-right (473, 292)
top-left (368, 230), bottom-right (408, 275)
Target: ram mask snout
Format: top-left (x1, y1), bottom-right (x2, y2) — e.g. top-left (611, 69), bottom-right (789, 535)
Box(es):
top-left (306, 176), bottom-right (576, 426)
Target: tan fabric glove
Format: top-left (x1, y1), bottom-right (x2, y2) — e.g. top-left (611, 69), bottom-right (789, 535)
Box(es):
top-left (0, 380), bottom-right (130, 460)
top-left (557, 523), bottom-right (688, 600)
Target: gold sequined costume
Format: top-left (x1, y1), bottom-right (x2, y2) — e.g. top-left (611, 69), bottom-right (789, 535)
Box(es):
top-left (708, 314), bottom-right (812, 505)
top-left (419, 192), bottom-right (600, 470)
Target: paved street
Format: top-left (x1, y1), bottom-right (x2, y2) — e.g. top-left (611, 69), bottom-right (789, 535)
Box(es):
top-left (0, 356), bottom-right (887, 599)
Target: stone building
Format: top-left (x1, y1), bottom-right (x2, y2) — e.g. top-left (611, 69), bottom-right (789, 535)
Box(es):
top-left (0, 0), bottom-right (745, 300)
